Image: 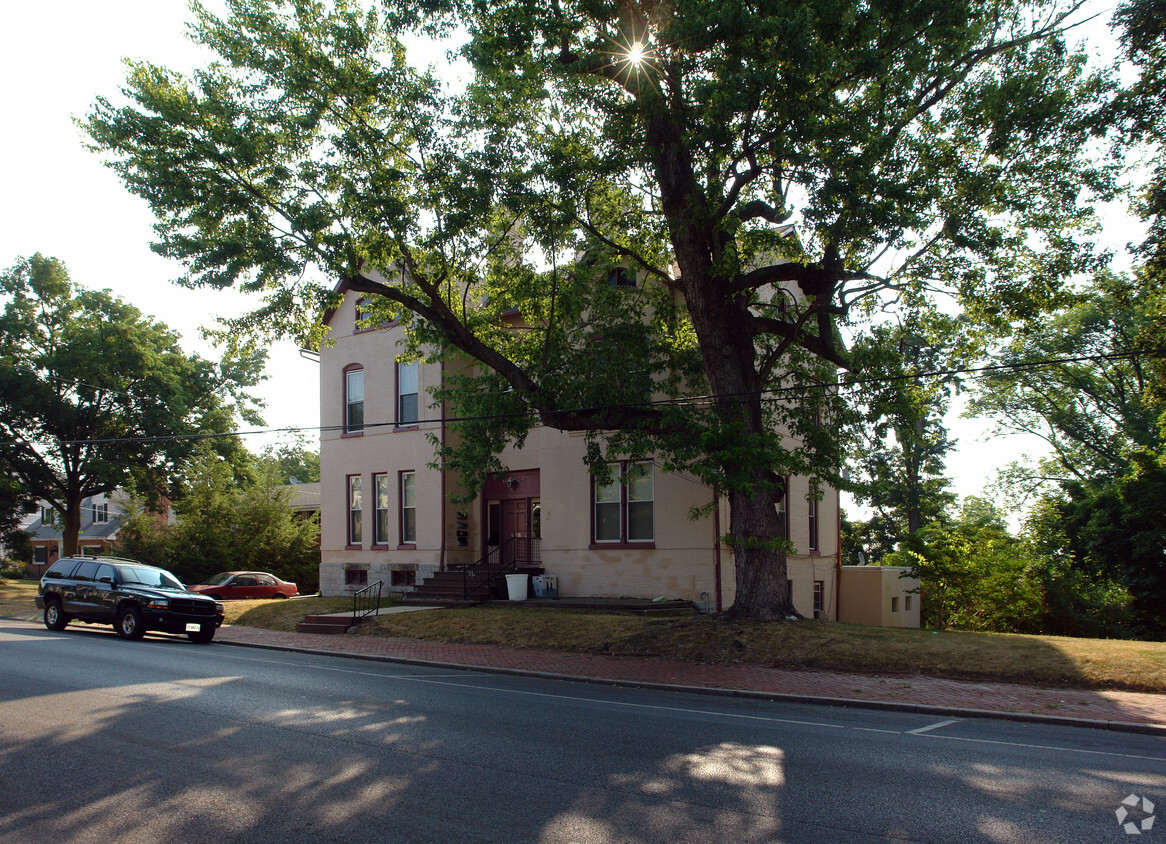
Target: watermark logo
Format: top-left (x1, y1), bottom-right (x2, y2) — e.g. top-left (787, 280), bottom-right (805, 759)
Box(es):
top-left (1117, 794), bottom-right (1156, 835)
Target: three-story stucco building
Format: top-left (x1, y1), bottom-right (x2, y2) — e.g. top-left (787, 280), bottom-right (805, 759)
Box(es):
top-left (316, 276), bottom-right (842, 618)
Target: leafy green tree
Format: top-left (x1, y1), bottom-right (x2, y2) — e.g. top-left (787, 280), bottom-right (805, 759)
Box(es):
top-left (0, 475), bottom-right (35, 565)
top-left (1024, 495), bottom-right (1139, 637)
top-left (1113, 0), bottom-right (1166, 411)
top-left (1036, 451), bottom-right (1166, 634)
top-left (843, 309), bottom-right (963, 562)
top-left (891, 498), bottom-right (1045, 632)
top-left (263, 437), bottom-right (320, 484)
top-left (0, 254), bottom-right (265, 556)
top-left (969, 273), bottom-right (1158, 486)
top-left (970, 273), bottom-right (1165, 634)
top-left (87, 0), bottom-right (1111, 619)
top-left (117, 447), bottom-right (321, 592)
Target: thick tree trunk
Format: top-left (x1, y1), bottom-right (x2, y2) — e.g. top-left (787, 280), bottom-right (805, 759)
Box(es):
top-left (62, 495), bottom-right (82, 557)
top-left (644, 94), bottom-right (798, 621)
top-left (683, 272), bottom-right (797, 619)
top-left (725, 486), bottom-right (797, 620)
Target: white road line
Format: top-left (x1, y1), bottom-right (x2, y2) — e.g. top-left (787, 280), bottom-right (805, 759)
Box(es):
top-left (916, 731), bottom-right (1166, 762)
top-left (909, 719), bottom-right (959, 735)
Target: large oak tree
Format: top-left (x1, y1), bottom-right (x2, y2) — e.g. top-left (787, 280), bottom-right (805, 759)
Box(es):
top-left (87, 0), bottom-right (1110, 619)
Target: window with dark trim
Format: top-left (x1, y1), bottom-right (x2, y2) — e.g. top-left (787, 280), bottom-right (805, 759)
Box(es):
top-left (592, 461), bottom-right (653, 545)
top-left (373, 473), bottom-right (390, 546)
top-left (397, 361), bottom-right (418, 425)
top-left (808, 497), bottom-right (819, 553)
top-left (607, 266), bottom-right (634, 288)
top-left (347, 475), bottom-right (363, 546)
top-left (391, 570), bottom-right (415, 587)
top-left (400, 471), bottom-right (416, 544)
top-left (354, 297), bottom-right (369, 331)
top-left (344, 366), bottom-right (364, 433)
top-left (345, 568), bottom-right (368, 586)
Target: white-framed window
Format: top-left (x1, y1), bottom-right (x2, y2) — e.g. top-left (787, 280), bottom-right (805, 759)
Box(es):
top-left (347, 475), bottom-right (362, 546)
top-left (92, 502), bottom-right (109, 524)
top-left (397, 361), bottom-right (418, 425)
top-left (345, 367), bottom-right (364, 433)
top-left (400, 471), bottom-right (416, 544)
top-left (41, 506), bottom-right (55, 525)
top-left (592, 461), bottom-right (653, 544)
top-left (373, 473), bottom-right (390, 546)
top-left (813, 581), bottom-right (824, 619)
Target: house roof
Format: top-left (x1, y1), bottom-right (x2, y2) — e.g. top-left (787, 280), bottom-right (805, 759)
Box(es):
top-left (26, 513), bottom-right (122, 542)
top-left (286, 482), bottom-right (321, 512)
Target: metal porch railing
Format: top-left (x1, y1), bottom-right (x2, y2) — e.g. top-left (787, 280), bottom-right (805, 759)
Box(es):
top-left (353, 580), bottom-right (384, 623)
top-left (461, 536), bottom-right (541, 601)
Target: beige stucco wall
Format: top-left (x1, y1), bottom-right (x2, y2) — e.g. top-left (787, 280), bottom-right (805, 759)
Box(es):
top-left (317, 285), bottom-right (840, 614)
top-left (838, 566), bottom-right (920, 627)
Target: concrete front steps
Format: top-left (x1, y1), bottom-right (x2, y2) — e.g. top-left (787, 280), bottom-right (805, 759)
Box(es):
top-left (296, 614), bottom-right (362, 635)
top-left (396, 568), bottom-right (542, 607)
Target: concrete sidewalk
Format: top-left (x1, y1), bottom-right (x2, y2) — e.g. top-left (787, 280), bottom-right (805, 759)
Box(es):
top-left (215, 622), bottom-right (1166, 736)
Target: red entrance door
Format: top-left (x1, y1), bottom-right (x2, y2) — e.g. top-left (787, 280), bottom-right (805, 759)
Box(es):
top-left (500, 499), bottom-right (529, 540)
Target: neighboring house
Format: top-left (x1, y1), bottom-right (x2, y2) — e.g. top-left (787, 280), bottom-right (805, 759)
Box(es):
top-left (838, 565), bottom-right (921, 628)
top-left (286, 481), bottom-right (322, 543)
top-left (286, 481), bottom-right (321, 522)
top-left (316, 273), bottom-right (843, 618)
top-left (24, 492), bottom-right (127, 578)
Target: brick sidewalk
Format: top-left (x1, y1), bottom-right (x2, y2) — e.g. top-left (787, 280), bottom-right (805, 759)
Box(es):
top-left (215, 624), bottom-right (1166, 734)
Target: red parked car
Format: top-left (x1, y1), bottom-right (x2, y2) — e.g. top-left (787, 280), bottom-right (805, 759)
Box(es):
top-left (190, 571), bottom-right (298, 600)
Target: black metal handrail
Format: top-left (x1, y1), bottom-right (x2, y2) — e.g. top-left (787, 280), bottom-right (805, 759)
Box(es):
top-left (353, 580), bottom-right (384, 623)
top-left (462, 536), bottom-right (541, 601)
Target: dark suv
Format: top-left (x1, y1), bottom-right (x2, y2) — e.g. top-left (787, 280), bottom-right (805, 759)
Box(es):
top-left (36, 556), bottom-right (224, 643)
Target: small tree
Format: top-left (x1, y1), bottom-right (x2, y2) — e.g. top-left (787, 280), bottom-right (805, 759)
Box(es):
top-left (891, 498), bottom-right (1044, 632)
top-left (0, 474), bottom-right (36, 566)
top-left (117, 447), bottom-right (321, 592)
top-left (844, 308), bottom-right (963, 562)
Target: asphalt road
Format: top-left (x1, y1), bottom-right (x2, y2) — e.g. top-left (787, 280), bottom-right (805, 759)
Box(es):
top-left (0, 618), bottom-right (1162, 843)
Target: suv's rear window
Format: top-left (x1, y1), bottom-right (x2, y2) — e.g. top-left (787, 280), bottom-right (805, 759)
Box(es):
top-left (43, 559), bottom-right (77, 579)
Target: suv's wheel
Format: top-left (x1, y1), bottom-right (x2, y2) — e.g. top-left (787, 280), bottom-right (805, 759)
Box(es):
top-left (115, 605), bottom-right (145, 640)
top-left (43, 598), bottom-right (68, 631)
top-left (187, 626), bottom-right (215, 644)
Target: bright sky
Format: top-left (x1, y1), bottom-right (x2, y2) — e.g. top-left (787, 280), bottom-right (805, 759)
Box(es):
top-left (0, 1), bottom-right (1143, 516)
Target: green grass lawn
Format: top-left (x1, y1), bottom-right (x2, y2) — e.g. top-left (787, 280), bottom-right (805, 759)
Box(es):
top-left (4, 578), bottom-right (1164, 692)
